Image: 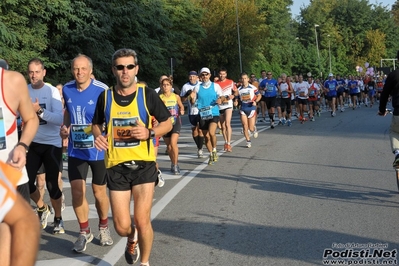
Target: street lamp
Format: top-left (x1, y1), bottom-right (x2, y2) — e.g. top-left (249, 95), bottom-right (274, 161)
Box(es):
top-left (235, 0), bottom-right (243, 73)
top-left (314, 24), bottom-right (322, 78)
top-left (327, 34), bottom-right (332, 74)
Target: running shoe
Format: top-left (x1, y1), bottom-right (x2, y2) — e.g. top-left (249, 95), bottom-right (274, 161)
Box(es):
top-left (287, 120), bottom-right (292, 127)
top-left (223, 143), bottom-right (228, 151)
top-left (99, 227), bottom-right (114, 246)
top-left (61, 192), bottom-right (65, 212)
top-left (53, 218), bottom-right (65, 234)
top-left (253, 127), bottom-right (258, 138)
top-left (246, 141), bottom-right (252, 148)
top-left (208, 154), bottom-right (214, 165)
top-left (282, 119), bottom-right (286, 125)
top-left (173, 165), bottom-right (181, 175)
top-left (197, 149), bottom-right (204, 158)
top-left (125, 240), bottom-right (140, 265)
top-left (37, 204), bottom-right (51, 229)
top-left (212, 150), bottom-right (218, 162)
top-left (332, 112), bottom-right (336, 117)
top-left (270, 121), bottom-right (275, 129)
top-left (393, 154), bottom-right (399, 168)
top-left (170, 164), bottom-right (174, 173)
top-left (226, 144), bottom-right (232, 152)
top-left (73, 231), bottom-right (94, 252)
top-left (157, 169), bottom-right (165, 188)
top-left (278, 120), bottom-right (282, 125)
top-left (311, 116), bottom-right (315, 122)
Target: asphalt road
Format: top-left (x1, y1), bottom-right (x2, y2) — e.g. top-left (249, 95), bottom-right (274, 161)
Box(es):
top-left (35, 103), bottom-right (399, 266)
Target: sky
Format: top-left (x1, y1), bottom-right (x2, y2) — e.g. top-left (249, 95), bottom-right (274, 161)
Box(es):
top-left (291, 0), bottom-right (396, 17)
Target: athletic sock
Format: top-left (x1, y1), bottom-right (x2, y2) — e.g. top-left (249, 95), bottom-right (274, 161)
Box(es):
top-left (99, 218), bottom-right (108, 229)
top-left (198, 136), bottom-right (204, 149)
top-left (79, 221), bottom-right (90, 234)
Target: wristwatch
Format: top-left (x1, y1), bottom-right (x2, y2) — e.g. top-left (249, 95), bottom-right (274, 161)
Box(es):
top-left (36, 108), bottom-right (44, 115)
top-left (147, 129), bottom-right (155, 140)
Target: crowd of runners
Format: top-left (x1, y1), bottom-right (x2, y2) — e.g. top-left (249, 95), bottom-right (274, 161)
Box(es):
top-left (0, 51), bottom-right (389, 266)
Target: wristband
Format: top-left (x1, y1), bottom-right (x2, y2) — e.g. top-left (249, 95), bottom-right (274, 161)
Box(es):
top-left (15, 142), bottom-right (29, 153)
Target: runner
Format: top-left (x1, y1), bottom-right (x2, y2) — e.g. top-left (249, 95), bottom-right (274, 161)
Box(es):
top-left (189, 67), bottom-right (222, 165)
top-left (336, 74), bottom-right (346, 112)
top-left (324, 73), bottom-right (338, 117)
top-left (159, 77), bottom-right (184, 174)
top-left (278, 73), bottom-right (293, 126)
top-left (26, 58), bottom-right (65, 234)
top-left (92, 48), bottom-right (172, 265)
top-left (259, 71), bottom-right (278, 128)
top-left (307, 74), bottom-right (321, 121)
top-left (348, 75), bottom-right (359, 110)
top-left (180, 71), bottom-right (204, 158)
top-left (60, 54), bottom-right (113, 252)
top-left (294, 74), bottom-right (308, 123)
top-left (215, 67), bottom-right (236, 152)
top-left (234, 72), bottom-right (261, 148)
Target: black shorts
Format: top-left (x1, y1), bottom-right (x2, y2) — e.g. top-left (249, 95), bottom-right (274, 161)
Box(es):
top-left (308, 100), bottom-right (319, 107)
top-left (261, 96), bottom-right (276, 110)
top-left (17, 182), bottom-right (30, 203)
top-left (219, 107), bottom-right (232, 115)
top-left (68, 157), bottom-right (107, 185)
top-left (188, 114), bottom-right (200, 127)
top-left (106, 161), bottom-right (157, 191)
top-left (164, 116), bottom-right (181, 138)
top-left (297, 98), bottom-right (308, 105)
top-left (199, 116), bottom-right (219, 131)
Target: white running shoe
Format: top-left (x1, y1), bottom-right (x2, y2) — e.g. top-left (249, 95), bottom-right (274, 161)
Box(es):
top-left (246, 141), bottom-right (252, 148)
top-left (197, 149), bottom-right (204, 158)
top-left (157, 170), bottom-right (165, 188)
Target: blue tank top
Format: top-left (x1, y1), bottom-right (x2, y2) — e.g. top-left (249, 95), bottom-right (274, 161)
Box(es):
top-left (63, 79), bottom-right (107, 161)
top-left (196, 83), bottom-right (220, 117)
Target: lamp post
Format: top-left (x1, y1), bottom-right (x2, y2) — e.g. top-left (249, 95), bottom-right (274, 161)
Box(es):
top-left (327, 34), bottom-right (332, 74)
top-left (314, 24), bottom-right (322, 78)
top-left (235, 0), bottom-right (243, 73)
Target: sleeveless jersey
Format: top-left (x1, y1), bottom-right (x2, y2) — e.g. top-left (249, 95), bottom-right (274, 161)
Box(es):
top-left (159, 93), bottom-right (179, 125)
top-left (308, 81), bottom-right (319, 101)
top-left (0, 160), bottom-right (22, 222)
top-left (63, 79), bottom-right (107, 161)
top-left (196, 82), bottom-right (220, 117)
top-left (0, 68), bottom-right (28, 185)
top-left (104, 85), bottom-right (154, 168)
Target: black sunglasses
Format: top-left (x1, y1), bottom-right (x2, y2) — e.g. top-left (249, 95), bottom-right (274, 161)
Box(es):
top-left (201, 73), bottom-right (209, 76)
top-left (114, 64), bottom-right (136, 71)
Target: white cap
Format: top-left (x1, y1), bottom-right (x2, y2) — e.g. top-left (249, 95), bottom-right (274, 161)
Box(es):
top-left (328, 73), bottom-right (334, 77)
top-left (0, 59), bottom-right (9, 70)
top-left (307, 72), bottom-right (312, 77)
top-left (200, 67), bottom-right (211, 74)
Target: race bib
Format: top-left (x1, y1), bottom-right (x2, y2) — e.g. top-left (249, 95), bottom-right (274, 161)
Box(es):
top-left (112, 117), bottom-right (140, 148)
top-left (241, 92), bottom-right (251, 103)
top-left (282, 91), bottom-right (289, 98)
top-left (267, 85), bottom-right (274, 92)
top-left (0, 108), bottom-right (6, 150)
top-left (329, 84), bottom-right (335, 90)
top-left (167, 106), bottom-right (178, 125)
top-left (71, 124), bottom-right (94, 149)
top-left (309, 90), bottom-right (315, 97)
top-left (299, 91), bottom-right (306, 97)
top-left (199, 106), bottom-right (213, 120)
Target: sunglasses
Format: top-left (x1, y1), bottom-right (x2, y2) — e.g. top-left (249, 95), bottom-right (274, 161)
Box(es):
top-left (114, 64), bottom-right (136, 71)
top-left (201, 73), bottom-right (209, 76)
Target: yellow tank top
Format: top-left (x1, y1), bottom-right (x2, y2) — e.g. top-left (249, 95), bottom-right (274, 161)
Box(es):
top-left (159, 93), bottom-right (178, 125)
top-left (104, 85), bottom-right (154, 168)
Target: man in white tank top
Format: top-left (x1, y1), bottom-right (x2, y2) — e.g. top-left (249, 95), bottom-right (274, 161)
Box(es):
top-left (0, 64), bottom-right (40, 266)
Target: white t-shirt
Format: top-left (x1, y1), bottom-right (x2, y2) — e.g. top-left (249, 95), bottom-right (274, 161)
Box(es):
top-left (180, 81), bottom-right (200, 115)
top-left (295, 81), bottom-right (308, 99)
